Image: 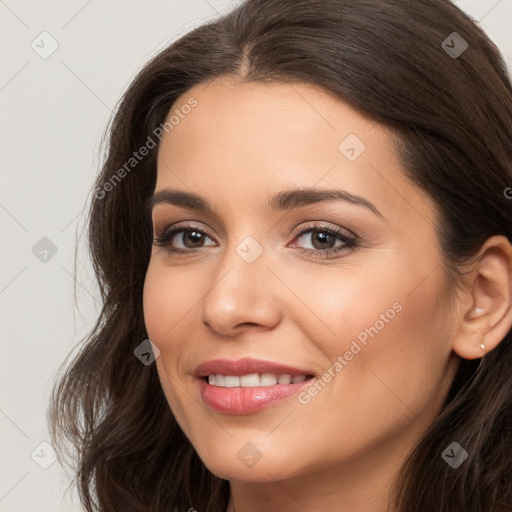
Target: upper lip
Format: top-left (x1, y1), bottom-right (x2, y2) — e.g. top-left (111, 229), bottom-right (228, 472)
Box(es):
top-left (194, 358), bottom-right (314, 378)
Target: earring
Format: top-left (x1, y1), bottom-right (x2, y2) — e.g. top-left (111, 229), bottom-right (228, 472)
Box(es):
top-left (480, 343), bottom-right (485, 352)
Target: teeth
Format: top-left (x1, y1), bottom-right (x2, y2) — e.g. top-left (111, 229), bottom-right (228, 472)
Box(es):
top-left (260, 373), bottom-right (277, 386)
top-left (240, 374), bottom-right (260, 387)
top-left (278, 374), bottom-right (292, 385)
top-left (224, 376), bottom-right (240, 387)
top-left (206, 373), bottom-right (309, 387)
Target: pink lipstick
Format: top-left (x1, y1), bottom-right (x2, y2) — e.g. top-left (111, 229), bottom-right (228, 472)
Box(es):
top-left (195, 358), bottom-right (315, 414)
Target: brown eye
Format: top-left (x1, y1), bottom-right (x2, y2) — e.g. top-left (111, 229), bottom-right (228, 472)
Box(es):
top-left (153, 226), bottom-right (217, 252)
top-left (289, 223), bottom-right (360, 259)
top-left (306, 230), bottom-right (338, 250)
top-left (173, 229), bottom-right (207, 249)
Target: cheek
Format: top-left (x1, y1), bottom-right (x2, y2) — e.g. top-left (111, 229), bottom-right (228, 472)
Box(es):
top-left (142, 261), bottom-right (201, 432)
top-left (142, 275), bottom-right (171, 345)
top-left (310, 253), bottom-right (450, 355)
top-left (282, 267), bottom-right (452, 462)
top-left (294, 256), bottom-right (452, 409)
top-left (142, 260), bottom-right (203, 344)
top-left (281, 253), bottom-right (411, 354)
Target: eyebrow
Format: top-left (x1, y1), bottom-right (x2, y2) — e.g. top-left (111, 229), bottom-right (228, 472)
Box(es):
top-left (146, 187), bottom-right (384, 219)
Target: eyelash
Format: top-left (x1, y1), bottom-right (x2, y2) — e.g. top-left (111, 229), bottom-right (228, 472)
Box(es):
top-left (152, 221), bottom-right (361, 259)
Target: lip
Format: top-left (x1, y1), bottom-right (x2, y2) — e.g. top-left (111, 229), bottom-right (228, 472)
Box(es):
top-left (194, 358), bottom-right (316, 414)
top-left (194, 358), bottom-right (314, 378)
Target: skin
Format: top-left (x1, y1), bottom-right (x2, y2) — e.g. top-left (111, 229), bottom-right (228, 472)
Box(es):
top-left (142, 76), bottom-right (512, 512)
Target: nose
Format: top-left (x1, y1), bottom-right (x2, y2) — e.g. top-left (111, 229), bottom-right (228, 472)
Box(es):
top-left (200, 241), bottom-right (282, 337)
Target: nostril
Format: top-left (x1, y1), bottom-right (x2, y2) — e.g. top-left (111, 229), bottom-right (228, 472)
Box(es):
top-left (235, 322), bottom-right (259, 329)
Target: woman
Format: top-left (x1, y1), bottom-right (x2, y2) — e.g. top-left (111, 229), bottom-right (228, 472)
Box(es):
top-left (48, 0), bottom-right (512, 510)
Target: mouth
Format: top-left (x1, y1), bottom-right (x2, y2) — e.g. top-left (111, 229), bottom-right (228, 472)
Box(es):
top-left (203, 373), bottom-right (314, 387)
top-left (194, 359), bottom-right (316, 414)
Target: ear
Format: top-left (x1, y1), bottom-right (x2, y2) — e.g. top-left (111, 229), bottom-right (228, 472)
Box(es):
top-left (452, 235), bottom-right (512, 360)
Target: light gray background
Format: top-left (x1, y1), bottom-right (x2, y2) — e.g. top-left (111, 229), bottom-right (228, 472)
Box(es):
top-left (1, 1), bottom-right (511, 510)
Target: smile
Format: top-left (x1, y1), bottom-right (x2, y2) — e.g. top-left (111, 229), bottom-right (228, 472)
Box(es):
top-left (194, 359), bottom-right (316, 414)
top-left (206, 373), bottom-right (309, 387)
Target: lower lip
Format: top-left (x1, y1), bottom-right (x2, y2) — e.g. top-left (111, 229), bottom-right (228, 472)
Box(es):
top-left (198, 378), bottom-right (314, 414)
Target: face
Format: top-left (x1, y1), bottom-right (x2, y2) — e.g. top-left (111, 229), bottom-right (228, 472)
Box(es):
top-left (143, 76), bottom-right (460, 484)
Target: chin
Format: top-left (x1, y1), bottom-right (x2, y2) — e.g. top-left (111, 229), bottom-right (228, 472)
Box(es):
top-left (205, 458), bottom-right (299, 483)
top-left (193, 439), bottom-right (320, 483)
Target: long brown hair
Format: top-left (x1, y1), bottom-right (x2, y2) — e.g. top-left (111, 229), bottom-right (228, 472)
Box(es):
top-left (48, 0), bottom-right (512, 510)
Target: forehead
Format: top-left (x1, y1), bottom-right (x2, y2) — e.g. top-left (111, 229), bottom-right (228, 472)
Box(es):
top-left (155, 76), bottom-right (436, 228)
top-left (157, 77), bottom-right (377, 169)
